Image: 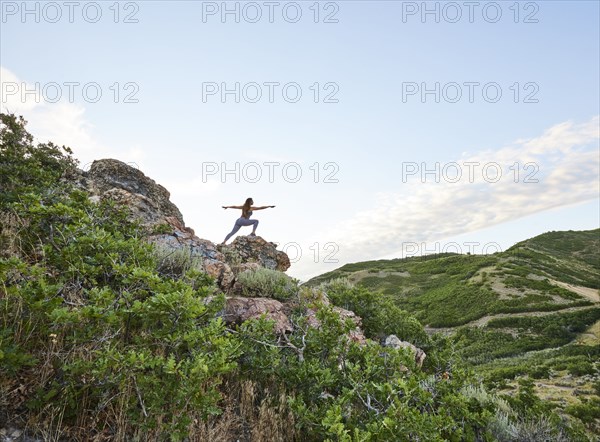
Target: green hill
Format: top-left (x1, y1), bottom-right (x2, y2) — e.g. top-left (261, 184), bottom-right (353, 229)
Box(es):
top-left (305, 229), bottom-right (600, 433)
top-left (305, 229), bottom-right (599, 329)
top-left (2, 112), bottom-right (598, 440)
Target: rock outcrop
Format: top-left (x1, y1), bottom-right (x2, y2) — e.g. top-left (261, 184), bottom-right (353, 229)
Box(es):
top-left (82, 159), bottom-right (184, 229)
top-left (75, 159), bottom-right (287, 292)
top-left (225, 236), bottom-right (290, 272)
top-left (70, 158), bottom-right (399, 357)
top-left (150, 231), bottom-right (236, 289)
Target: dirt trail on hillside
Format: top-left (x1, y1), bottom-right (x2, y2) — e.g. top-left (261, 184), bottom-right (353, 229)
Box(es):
top-left (575, 320), bottom-right (600, 345)
top-left (548, 280), bottom-right (599, 302)
top-left (426, 304), bottom-right (599, 332)
top-left (425, 279), bottom-right (599, 333)
top-left (470, 305), bottom-right (599, 327)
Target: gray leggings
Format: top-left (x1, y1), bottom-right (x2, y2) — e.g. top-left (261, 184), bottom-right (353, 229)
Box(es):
top-left (224, 217), bottom-right (259, 242)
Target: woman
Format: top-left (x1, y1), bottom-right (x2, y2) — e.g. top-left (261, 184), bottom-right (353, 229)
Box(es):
top-left (221, 197), bottom-right (275, 244)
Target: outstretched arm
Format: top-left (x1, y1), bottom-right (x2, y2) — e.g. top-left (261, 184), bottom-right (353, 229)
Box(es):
top-left (251, 205), bottom-right (275, 210)
top-left (222, 205), bottom-right (244, 209)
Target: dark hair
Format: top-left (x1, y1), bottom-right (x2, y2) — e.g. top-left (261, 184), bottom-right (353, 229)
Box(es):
top-left (242, 198), bottom-right (253, 218)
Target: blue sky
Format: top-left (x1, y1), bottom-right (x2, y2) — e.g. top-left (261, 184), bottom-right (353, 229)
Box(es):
top-left (2, 0), bottom-right (599, 280)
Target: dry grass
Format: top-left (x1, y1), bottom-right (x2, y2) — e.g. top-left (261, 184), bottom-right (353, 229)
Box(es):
top-left (575, 319), bottom-right (600, 346)
top-left (187, 378), bottom-right (297, 442)
top-left (0, 211), bottom-right (24, 259)
top-left (2, 377), bottom-right (300, 441)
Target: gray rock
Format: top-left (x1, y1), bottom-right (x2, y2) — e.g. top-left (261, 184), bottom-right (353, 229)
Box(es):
top-left (83, 158), bottom-right (184, 228)
top-left (224, 236), bottom-right (290, 272)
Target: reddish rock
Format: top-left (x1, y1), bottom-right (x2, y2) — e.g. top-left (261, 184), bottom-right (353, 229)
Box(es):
top-left (223, 296), bottom-right (292, 334)
top-left (164, 215), bottom-right (196, 237)
top-left (204, 260), bottom-right (235, 289)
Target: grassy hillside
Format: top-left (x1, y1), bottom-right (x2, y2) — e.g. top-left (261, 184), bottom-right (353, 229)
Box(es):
top-left (305, 229), bottom-right (600, 434)
top-left (2, 113), bottom-right (596, 440)
top-left (305, 229), bottom-right (599, 328)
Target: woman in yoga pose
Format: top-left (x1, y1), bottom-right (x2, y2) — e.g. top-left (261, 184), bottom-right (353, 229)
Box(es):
top-left (221, 198), bottom-right (275, 244)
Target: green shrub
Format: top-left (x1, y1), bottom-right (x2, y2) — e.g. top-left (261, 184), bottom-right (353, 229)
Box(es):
top-left (153, 245), bottom-right (204, 279)
top-left (0, 190), bottom-right (239, 439)
top-left (566, 361), bottom-right (595, 376)
top-left (221, 246), bottom-right (242, 270)
top-left (0, 113), bottom-right (78, 210)
top-left (235, 306), bottom-right (497, 442)
top-left (0, 113), bottom-right (240, 439)
top-left (236, 267), bottom-right (298, 301)
top-left (2, 113), bottom-right (593, 440)
top-left (565, 398), bottom-right (600, 426)
top-left (151, 222), bottom-right (173, 235)
top-left (321, 278), bottom-right (429, 346)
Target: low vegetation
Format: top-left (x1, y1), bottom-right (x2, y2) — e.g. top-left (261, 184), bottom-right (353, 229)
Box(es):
top-left (236, 267), bottom-right (299, 301)
top-left (1, 113), bottom-right (596, 440)
top-left (306, 202), bottom-right (600, 438)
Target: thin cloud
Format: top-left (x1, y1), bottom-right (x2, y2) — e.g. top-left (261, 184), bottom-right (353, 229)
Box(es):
top-left (1, 66), bottom-right (145, 166)
top-left (318, 116), bottom-right (599, 266)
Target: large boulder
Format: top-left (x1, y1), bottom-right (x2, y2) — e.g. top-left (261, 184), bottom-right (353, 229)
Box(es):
top-left (150, 232), bottom-right (236, 289)
top-left (149, 233), bottom-right (293, 292)
top-left (224, 236), bottom-right (290, 272)
top-left (222, 295), bottom-right (366, 344)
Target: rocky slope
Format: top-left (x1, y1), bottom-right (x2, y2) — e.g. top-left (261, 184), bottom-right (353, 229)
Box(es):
top-left (79, 161), bottom-right (283, 291)
top-left (76, 159), bottom-right (289, 288)
top-left (72, 159), bottom-right (425, 363)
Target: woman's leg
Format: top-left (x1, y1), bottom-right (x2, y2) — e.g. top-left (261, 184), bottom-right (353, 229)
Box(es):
top-left (242, 219), bottom-right (259, 235)
top-left (223, 221), bottom-right (242, 243)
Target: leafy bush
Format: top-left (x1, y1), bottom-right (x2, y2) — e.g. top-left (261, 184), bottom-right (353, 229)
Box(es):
top-left (487, 308), bottom-right (600, 335)
top-left (0, 113), bottom-right (78, 210)
top-left (151, 222), bottom-right (173, 235)
top-left (0, 113), bottom-right (240, 439)
top-left (1, 113), bottom-right (593, 441)
top-left (0, 190), bottom-right (240, 439)
top-left (321, 278), bottom-right (428, 346)
top-left (153, 245), bottom-right (204, 279)
top-left (565, 398), bottom-right (600, 426)
top-left (235, 267), bottom-right (298, 301)
top-left (234, 306), bottom-right (497, 442)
